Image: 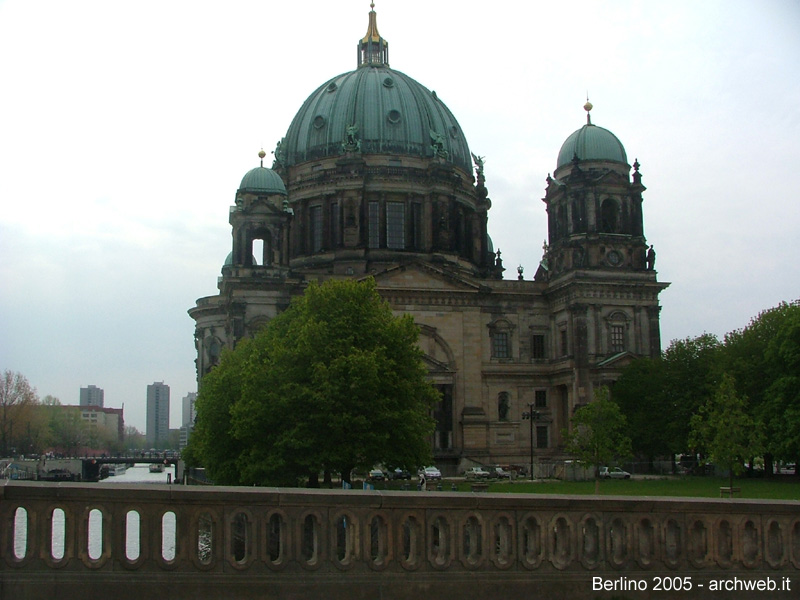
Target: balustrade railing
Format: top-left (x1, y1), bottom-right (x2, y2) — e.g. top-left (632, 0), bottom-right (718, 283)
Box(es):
top-left (2, 481), bottom-right (798, 600)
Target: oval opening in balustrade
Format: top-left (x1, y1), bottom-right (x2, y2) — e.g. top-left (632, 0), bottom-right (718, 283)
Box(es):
top-left (13, 506), bottom-right (27, 560)
top-left (231, 512), bottom-right (248, 563)
top-left (494, 517), bottom-right (512, 565)
top-left (402, 516), bottom-right (421, 566)
top-left (88, 508), bottom-right (103, 561)
top-left (431, 516), bottom-right (450, 566)
top-left (463, 516), bottom-right (482, 564)
top-left (582, 518), bottom-right (600, 564)
top-left (301, 514), bottom-right (318, 564)
top-left (162, 511), bottom-right (176, 561)
top-left (197, 513), bottom-right (213, 565)
top-left (553, 517), bottom-right (571, 563)
top-left (665, 518), bottom-right (682, 563)
top-left (370, 515), bottom-right (388, 565)
top-left (610, 518), bottom-right (627, 564)
top-left (334, 515), bottom-right (353, 564)
top-left (51, 508), bottom-right (65, 561)
top-left (767, 520), bottom-right (783, 564)
top-left (267, 513), bottom-right (282, 563)
top-left (522, 516), bottom-right (542, 565)
top-left (126, 510), bottom-right (140, 561)
top-left (717, 520), bottom-right (733, 563)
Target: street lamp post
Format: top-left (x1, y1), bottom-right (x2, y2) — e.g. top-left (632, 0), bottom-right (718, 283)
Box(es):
top-left (521, 404), bottom-right (540, 480)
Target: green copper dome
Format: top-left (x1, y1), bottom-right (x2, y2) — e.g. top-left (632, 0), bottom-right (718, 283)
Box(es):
top-left (556, 123), bottom-right (628, 169)
top-left (239, 166), bottom-right (287, 195)
top-left (280, 66), bottom-right (472, 173)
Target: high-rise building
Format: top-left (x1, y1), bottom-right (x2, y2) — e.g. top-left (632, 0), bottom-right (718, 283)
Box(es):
top-left (79, 384), bottom-right (104, 407)
top-left (189, 7), bottom-right (669, 473)
top-left (146, 382), bottom-right (170, 448)
top-left (181, 392), bottom-right (197, 428)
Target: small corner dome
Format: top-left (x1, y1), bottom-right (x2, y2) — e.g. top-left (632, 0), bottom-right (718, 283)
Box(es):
top-left (238, 166), bottom-right (287, 195)
top-left (556, 123), bottom-right (628, 169)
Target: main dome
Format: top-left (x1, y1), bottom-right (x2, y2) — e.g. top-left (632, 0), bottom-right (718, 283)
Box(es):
top-left (279, 7), bottom-right (471, 173)
top-left (281, 67), bottom-right (471, 173)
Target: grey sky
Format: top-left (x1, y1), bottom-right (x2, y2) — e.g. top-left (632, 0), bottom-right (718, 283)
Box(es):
top-left (1, 0), bottom-right (798, 432)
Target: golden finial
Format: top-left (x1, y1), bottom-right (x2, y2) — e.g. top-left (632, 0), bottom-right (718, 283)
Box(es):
top-left (258, 148), bottom-right (266, 167)
top-left (584, 96), bottom-right (593, 124)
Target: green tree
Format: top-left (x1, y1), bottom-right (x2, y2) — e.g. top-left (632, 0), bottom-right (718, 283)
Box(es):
top-left (614, 334), bottom-right (721, 467)
top-left (187, 278), bottom-right (439, 486)
top-left (689, 374), bottom-right (763, 490)
top-left (0, 370), bottom-right (38, 456)
top-left (721, 301), bottom-right (799, 474)
top-left (563, 387), bottom-right (632, 492)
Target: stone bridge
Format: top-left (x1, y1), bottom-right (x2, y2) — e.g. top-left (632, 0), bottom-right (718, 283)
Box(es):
top-left (1, 480), bottom-right (798, 599)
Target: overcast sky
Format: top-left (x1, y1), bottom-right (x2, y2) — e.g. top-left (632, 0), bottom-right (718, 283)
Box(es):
top-left (1, 0), bottom-right (798, 433)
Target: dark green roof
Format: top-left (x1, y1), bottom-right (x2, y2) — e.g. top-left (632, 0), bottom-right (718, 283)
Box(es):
top-left (280, 66), bottom-right (472, 173)
top-left (239, 166), bottom-right (287, 195)
top-left (557, 123), bottom-right (628, 169)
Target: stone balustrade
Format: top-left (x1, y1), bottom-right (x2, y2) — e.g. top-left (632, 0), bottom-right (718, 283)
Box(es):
top-left (1, 480), bottom-right (798, 600)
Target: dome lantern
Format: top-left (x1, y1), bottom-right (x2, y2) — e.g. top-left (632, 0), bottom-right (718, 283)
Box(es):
top-left (358, 2), bottom-right (389, 67)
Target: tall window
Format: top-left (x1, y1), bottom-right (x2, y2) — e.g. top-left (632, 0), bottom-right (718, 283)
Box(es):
top-left (368, 202), bottom-right (380, 248)
top-left (536, 425), bottom-right (549, 449)
top-left (560, 329), bottom-right (568, 356)
top-left (601, 198), bottom-right (619, 233)
top-left (386, 202), bottom-right (405, 249)
top-left (309, 205), bottom-right (323, 252)
top-left (330, 202), bottom-right (340, 248)
top-left (532, 334), bottom-right (546, 359)
top-left (492, 332), bottom-right (510, 359)
top-left (611, 325), bottom-right (625, 353)
top-left (411, 203), bottom-right (422, 249)
top-left (535, 390), bottom-right (547, 409)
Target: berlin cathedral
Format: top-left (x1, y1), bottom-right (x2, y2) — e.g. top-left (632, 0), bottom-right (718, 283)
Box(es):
top-left (189, 5), bottom-right (669, 474)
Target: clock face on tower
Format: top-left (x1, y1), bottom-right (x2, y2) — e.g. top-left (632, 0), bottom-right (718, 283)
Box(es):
top-left (606, 250), bottom-right (622, 266)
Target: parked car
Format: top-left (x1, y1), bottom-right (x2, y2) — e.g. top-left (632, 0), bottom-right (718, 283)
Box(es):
top-left (464, 467), bottom-right (491, 479)
top-left (419, 466), bottom-right (442, 480)
top-left (390, 468), bottom-right (411, 480)
top-left (367, 469), bottom-right (385, 481)
top-left (599, 466), bottom-right (631, 479)
top-left (491, 466), bottom-right (512, 479)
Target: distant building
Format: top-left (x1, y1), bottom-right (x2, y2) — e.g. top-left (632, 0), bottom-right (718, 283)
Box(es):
top-left (79, 384), bottom-right (104, 407)
top-left (146, 382), bottom-right (170, 448)
top-left (179, 392), bottom-right (197, 449)
top-left (79, 406), bottom-right (124, 443)
top-left (181, 392), bottom-right (197, 428)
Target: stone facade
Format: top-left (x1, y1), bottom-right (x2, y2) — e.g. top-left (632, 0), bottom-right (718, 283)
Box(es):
top-left (188, 8), bottom-right (669, 473)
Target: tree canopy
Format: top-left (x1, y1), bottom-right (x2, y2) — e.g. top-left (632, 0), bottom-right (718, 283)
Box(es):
top-left (689, 373), bottom-right (763, 488)
top-left (185, 278), bottom-right (439, 486)
top-left (563, 387), bottom-right (632, 491)
top-left (613, 300), bottom-right (799, 475)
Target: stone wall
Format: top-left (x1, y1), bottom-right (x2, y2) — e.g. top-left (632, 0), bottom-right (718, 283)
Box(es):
top-left (1, 481), bottom-right (798, 600)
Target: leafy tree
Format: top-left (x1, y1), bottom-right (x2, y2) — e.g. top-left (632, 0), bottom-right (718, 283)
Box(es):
top-left (563, 387), bottom-right (632, 492)
top-left (612, 358), bottom-right (668, 465)
top-left (689, 374), bottom-right (763, 490)
top-left (614, 334), bottom-right (721, 467)
top-left (761, 303), bottom-right (800, 470)
top-left (721, 301), bottom-right (799, 473)
top-left (0, 370), bottom-right (38, 456)
top-left (187, 278), bottom-right (439, 486)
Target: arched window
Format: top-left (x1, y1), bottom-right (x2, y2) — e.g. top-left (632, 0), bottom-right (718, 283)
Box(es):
top-left (600, 198), bottom-right (619, 233)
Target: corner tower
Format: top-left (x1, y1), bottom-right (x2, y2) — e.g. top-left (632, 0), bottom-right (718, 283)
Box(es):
top-left (539, 102), bottom-right (669, 411)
